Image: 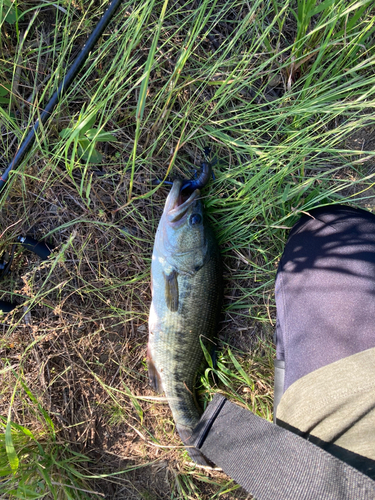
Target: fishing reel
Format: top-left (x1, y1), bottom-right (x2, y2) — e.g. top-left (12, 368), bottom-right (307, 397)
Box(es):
top-left (0, 235), bottom-right (52, 313)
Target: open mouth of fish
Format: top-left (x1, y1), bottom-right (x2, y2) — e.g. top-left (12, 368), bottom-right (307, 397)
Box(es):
top-left (167, 180), bottom-right (201, 224)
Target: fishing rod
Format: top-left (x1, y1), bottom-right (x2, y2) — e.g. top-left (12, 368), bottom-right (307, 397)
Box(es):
top-left (0, 0), bottom-right (123, 191)
top-left (0, 0), bottom-right (123, 312)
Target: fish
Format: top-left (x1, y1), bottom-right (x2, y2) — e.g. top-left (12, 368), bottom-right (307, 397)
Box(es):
top-left (148, 179), bottom-right (222, 465)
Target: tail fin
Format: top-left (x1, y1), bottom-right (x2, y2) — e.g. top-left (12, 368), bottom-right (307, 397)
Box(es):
top-left (176, 424), bottom-right (214, 467)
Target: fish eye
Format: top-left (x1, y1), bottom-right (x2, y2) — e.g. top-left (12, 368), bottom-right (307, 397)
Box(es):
top-left (189, 213), bottom-right (202, 225)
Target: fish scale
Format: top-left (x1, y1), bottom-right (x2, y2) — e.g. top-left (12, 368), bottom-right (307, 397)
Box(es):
top-left (148, 180), bottom-right (222, 465)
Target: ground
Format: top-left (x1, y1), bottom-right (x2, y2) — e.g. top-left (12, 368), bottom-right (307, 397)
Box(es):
top-left (0, 0), bottom-right (375, 498)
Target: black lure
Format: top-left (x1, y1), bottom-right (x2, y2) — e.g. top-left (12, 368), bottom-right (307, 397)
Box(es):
top-left (153, 147), bottom-right (216, 192)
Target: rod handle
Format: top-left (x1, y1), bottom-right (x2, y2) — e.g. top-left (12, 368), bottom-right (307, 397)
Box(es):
top-left (0, 300), bottom-right (16, 313)
top-left (18, 236), bottom-right (52, 260)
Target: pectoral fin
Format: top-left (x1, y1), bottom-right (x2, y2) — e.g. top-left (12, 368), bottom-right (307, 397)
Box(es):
top-left (164, 269), bottom-right (179, 312)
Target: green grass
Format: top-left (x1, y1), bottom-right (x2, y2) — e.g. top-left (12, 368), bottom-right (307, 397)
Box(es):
top-left (0, 0), bottom-right (375, 497)
top-left (0, 376), bottom-right (103, 499)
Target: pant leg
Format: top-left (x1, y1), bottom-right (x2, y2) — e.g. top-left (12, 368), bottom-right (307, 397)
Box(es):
top-left (275, 205), bottom-right (375, 393)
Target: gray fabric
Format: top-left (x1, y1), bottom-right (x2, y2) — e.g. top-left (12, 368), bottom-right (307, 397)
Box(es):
top-left (191, 394), bottom-right (375, 500)
top-left (275, 205), bottom-right (375, 391)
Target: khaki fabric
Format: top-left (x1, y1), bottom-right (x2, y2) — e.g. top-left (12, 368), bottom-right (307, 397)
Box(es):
top-left (277, 347), bottom-right (375, 461)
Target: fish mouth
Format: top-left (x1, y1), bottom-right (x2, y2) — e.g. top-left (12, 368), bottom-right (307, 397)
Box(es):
top-left (166, 180), bottom-right (201, 223)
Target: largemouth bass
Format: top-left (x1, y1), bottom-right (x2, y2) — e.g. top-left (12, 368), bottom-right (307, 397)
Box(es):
top-left (148, 179), bottom-right (222, 465)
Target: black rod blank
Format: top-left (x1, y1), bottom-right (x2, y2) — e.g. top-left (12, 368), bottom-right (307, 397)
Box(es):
top-left (0, 0), bottom-right (123, 191)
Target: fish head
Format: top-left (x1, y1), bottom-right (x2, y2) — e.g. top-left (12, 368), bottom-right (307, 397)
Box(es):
top-left (156, 179), bottom-right (208, 274)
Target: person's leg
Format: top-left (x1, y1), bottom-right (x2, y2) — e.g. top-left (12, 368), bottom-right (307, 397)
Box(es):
top-left (274, 205), bottom-right (375, 407)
